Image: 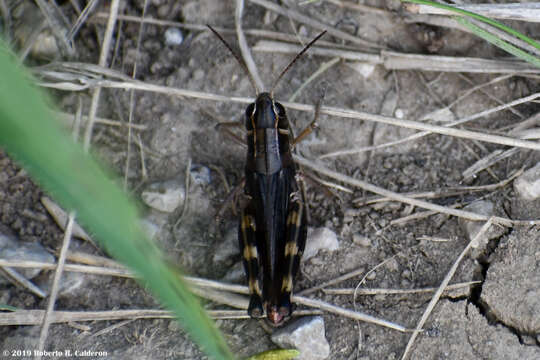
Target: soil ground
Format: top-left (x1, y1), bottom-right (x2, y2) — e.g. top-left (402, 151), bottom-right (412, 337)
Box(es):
top-left (1, 1), bottom-right (540, 359)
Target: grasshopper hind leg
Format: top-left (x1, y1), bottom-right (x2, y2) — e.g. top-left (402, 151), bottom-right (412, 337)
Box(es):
top-left (239, 205), bottom-right (264, 318)
top-left (275, 190), bottom-right (308, 323)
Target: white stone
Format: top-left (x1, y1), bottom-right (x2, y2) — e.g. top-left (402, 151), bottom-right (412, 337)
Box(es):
top-left (164, 27), bottom-right (183, 46)
top-left (514, 162), bottom-right (540, 200)
top-left (346, 61), bottom-right (376, 78)
top-left (271, 316), bottom-right (330, 360)
top-left (458, 200), bottom-right (505, 249)
top-left (303, 227), bottom-right (339, 260)
top-left (0, 242), bottom-right (55, 284)
top-left (141, 179), bottom-right (185, 213)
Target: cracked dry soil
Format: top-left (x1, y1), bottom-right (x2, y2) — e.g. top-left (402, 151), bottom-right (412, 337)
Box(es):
top-left (1, 0), bottom-right (540, 359)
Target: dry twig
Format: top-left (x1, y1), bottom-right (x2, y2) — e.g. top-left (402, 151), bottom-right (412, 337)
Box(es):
top-left (401, 218), bottom-right (495, 360)
top-left (37, 212), bottom-right (75, 358)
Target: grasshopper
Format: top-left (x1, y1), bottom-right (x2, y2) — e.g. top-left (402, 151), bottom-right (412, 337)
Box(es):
top-left (208, 26), bottom-right (325, 325)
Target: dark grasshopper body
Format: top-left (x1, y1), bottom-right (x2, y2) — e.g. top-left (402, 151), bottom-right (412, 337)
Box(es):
top-left (239, 93), bottom-right (307, 326)
top-left (206, 24), bottom-right (324, 326)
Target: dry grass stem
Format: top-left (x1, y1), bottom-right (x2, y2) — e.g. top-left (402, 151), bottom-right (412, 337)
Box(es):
top-left (382, 51), bottom-right (540, 73)
top-left (468, 18), bottom-right (540, 57)
top-left (124, 0), bottom-right (148, 190)
top-left (294, 155), bottom-right (515, 226)
top-left (67, 0), bottom-right (100, 41)
top-left (353, 167), bottom-right (521, 206)
top-left (401, 218), bottom-right (495, 360)
top-left (0, 266), bottom-right (46, 298)
top-left (323, 281), bottom-right (480, 295)
top-left (320, 92), bottom-right (540, 158)
top-left (92, 13), bottom-right (366, 51)
top-left (0, 309), bottom-right (174, 326)
top-left (38, 212), bottom-right (75, 357)
top-left (506, 112), bottom-right (540, 134)
top-left (35, 72), bottom-right (540, 152)
top-left (189, 287), bottom-right (249, 310)
top-left (0, 258), bottom-right (405, 330)
top-left (235, 0), bottom-right (264, 92)
top-left (289, 57), bottom-right (340, 102)
top-left (249, 0), bottom-right (383, 49)
top-left (454, 74), bottom-right (522, 118)
top-left (34, 0), bottom-right (74, 57)
top-left (1, 308), bottom-right (318, 325)
top-left (89, 319), bottom-right (135, 338)
top-left (136, 133), bottom-right (148, 180)
top-left (41, 197), bottom-right (93, 243)
top-left (253, 40), bottom-right (540, 73)
top-left (325, 0), bottom-right (393, 15)
top-left (82, 0), bottom-right (120, 151)
top-left (462, 148), bottom-right (520, 181)
top-left (253, 40), bottom-right (381, 62)
top-left (417, 236), bottom-right (454, 242)
top-left (390, 208), bottom-right (449, 227)
top-left (64, 250), bottom-right (125, 269)
top-left (406, 2), bottom-right (540, 23)
top-left (353, 254), bottom-right (401, 306)
top-left (299, 264), bottom-right (367, 296)
top-left (0, 260), bottom-right (135, 278)
top-left (293, 295), bottom-right (407, 332)
top-left (288, 100), bottom-right (540, 151)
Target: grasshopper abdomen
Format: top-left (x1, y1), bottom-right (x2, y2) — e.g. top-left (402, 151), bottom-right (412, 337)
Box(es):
top-left (240, 93), bottom-right (307, 325)
top-left (208, 26), bottom-right (325, 326)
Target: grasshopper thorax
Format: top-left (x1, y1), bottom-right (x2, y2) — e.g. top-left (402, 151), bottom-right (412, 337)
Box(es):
top-left (245, 93), bottom-right (288, 131)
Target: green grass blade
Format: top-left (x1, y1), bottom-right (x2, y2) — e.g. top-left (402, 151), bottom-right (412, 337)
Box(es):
top-left (455, 17), bottom-right (540, 68)
top-left (0, 41), bottom-right (234, 360)
top-left (402, 0), bottom-right (540, 53)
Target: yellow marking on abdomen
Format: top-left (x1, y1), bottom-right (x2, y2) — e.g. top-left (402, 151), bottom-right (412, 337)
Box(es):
top-left (249, 278), bottom-right (262, 296)
top-left (284, 241), bottom-right (298, 257)
top-left (287, 211), bottom-right (298, 226)
top-left (243, 245), bottom-right (258, 261)
top-left (281, 275), bottom-right (293, 292)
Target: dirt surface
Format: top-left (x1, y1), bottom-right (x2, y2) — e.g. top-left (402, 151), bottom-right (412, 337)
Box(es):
top-left (1, 0), bottom-right (540, 359)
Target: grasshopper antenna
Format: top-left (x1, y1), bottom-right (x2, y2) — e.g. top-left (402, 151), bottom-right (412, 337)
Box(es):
top-left (270, 30), bottom-right (327, 98)
top-left (207, 25), bottom-right (260, 95)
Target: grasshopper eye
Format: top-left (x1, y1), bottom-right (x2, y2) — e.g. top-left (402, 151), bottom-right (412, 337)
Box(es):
top-left (274, 102), bottom-right (286, 117)
top-left (245, 103), bottom-right (255, 129)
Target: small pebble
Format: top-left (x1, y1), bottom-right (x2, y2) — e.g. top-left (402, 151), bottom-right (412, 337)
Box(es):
top-left (401, 269), bottom-right (411, 279)
top-left (190, 164), bottom-right (212, 185)
top-left (303, 227), bottom-right (339, 260)
top-left (346, 62), bottom-right (376, 78)
top-left (458, 200), bottom-right (505, 248)
top-left (271, 316), bottom-right (330, 360)
top-left (385, 257), bottom-right (399, 272)
top-left (394, 108), bottom-right (404, 119)
top-left (352, 233), bottom-right (371, 247)
top-left (141, 179), bottom-right (185, 213)
top-left (366, 271), bottom-right (377, 281)
top-left (193, 69), bottom-right (205, 81)
top-left (0, 242), bottom-right (55, 284)
top-left (514, 162), bottom-right (540, 200)
top-left (263, 10), bottom-right (278, 25)
top-left (164, 27), bottom-right (184, 46)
